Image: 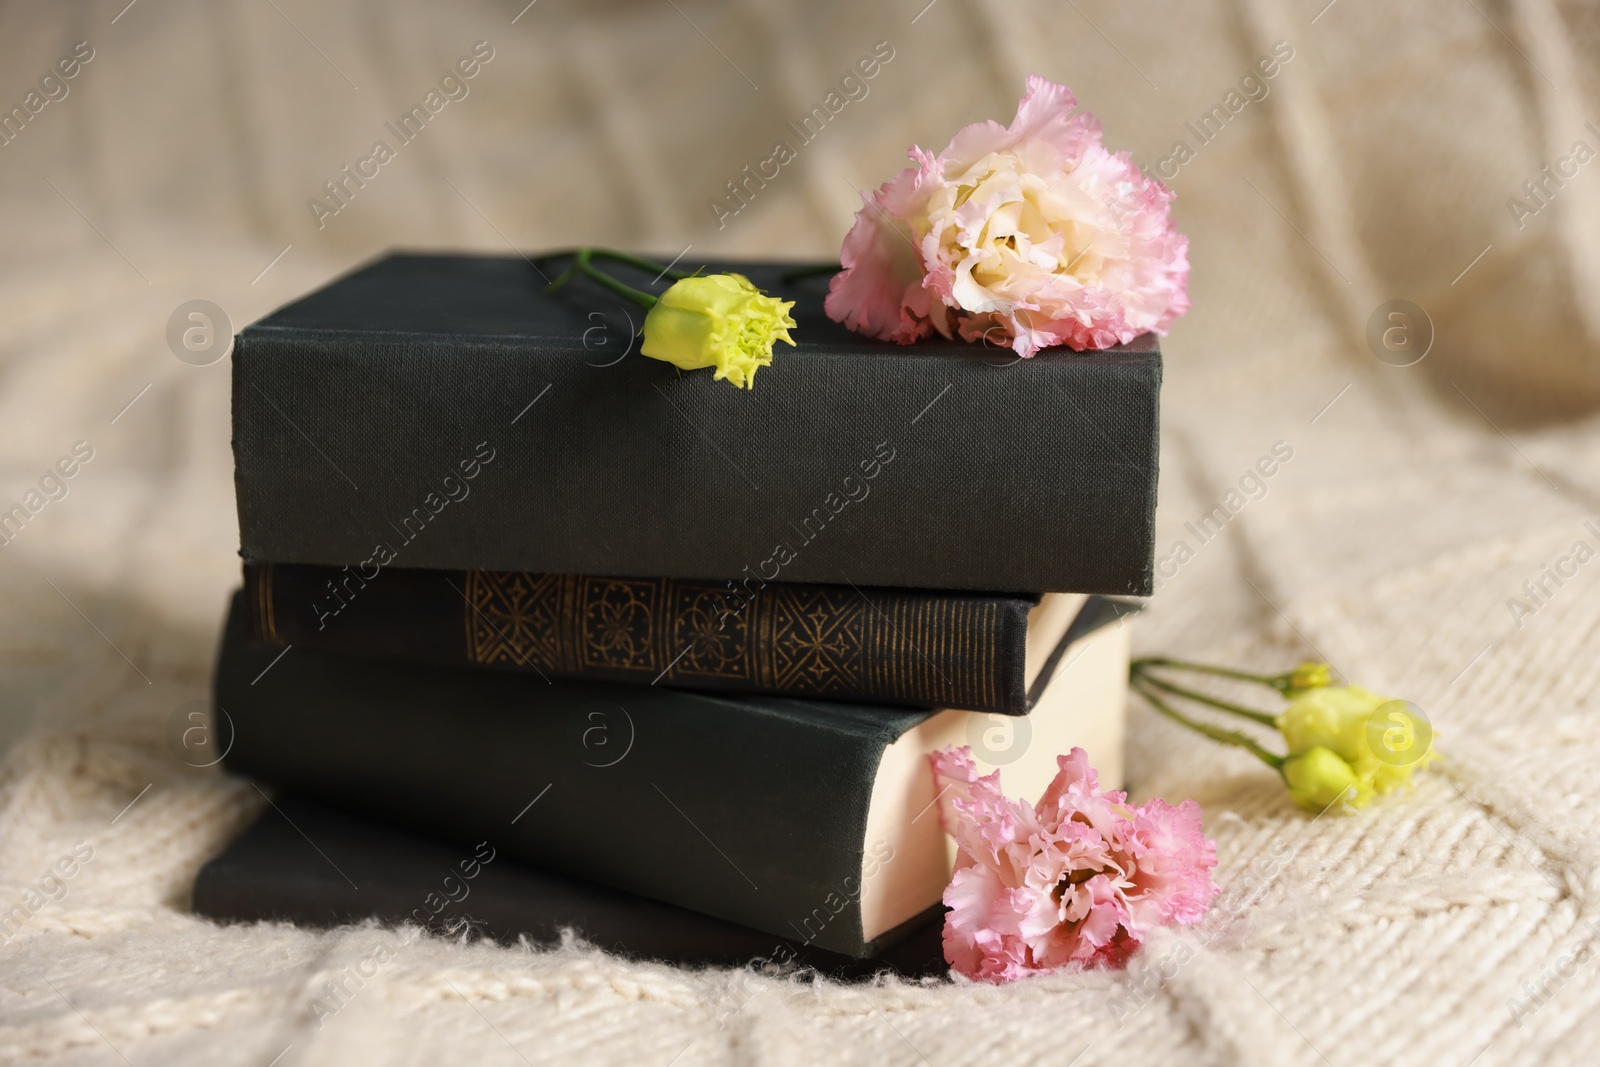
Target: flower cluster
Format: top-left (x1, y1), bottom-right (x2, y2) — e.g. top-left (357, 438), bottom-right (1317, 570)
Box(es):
top-left (1277, 685), bottom-right (1438, 811)
top-left (1129, 658), bottom-right (1439, 813)
top-left (931, 746), bottom-right (1218, 983)
top-left (825, 76), bottom-right (1190, 356)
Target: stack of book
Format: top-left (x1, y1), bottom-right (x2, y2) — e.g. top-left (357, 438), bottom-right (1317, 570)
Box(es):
top-left (195, 253), bottom-right (1162, 975)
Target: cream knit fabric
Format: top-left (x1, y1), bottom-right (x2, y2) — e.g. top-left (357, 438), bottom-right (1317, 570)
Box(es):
top-left (2, 1), bottom-right (1599, 1064)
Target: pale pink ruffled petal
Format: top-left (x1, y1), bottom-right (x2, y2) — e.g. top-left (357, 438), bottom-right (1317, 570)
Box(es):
top-left (940, 75), bottom-right (1100, 174)
top-left (1065, 875), bottom-right (1133, 960)
top-left (824, 155), bottom-right (938, 345)
top-left (930, 746), bottom-right (1038, 877)
top-left (1037, 747), bottom-right (1103, 804)
top-left (1035, 747), bottom-right (1129, 833)
top-left (1124, 798), bottom-right (1221, 927)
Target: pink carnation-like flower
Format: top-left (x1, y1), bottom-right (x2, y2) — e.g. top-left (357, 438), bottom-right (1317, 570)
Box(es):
top-left (931, 745), bottom-right (1218, 983)
top-left (826, 76), bottom-right (1190, 356)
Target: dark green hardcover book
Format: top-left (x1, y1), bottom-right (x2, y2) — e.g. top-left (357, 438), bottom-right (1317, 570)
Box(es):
top-left (216, 589), bottom-right (1130, 958)
top-left (232, 253), bottom-right (1161, 595)
top-left (245, 563), bottom-right (1105, 714)
top-left (193, 796), bottom-right (947, 977)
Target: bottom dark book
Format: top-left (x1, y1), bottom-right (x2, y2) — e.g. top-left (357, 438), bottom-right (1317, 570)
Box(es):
top-left (193, 796), bottom-right (948, 978)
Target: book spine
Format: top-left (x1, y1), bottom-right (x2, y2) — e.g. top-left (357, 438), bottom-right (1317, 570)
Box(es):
top-left (215, 591), bottom-right (920, 958)
top-left (245, 564), bottom-right (1034, 713)
top-left (231, 330), bottom-right (1160, 594)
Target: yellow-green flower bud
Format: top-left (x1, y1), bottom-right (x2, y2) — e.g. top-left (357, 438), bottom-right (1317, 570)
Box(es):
top-left (1277, 685), bottom-right (1382, 760)
top-left (640, 273), bottom-right (797, 389)
top-left (1283, 661), bottom-right (1332, 696)
top-left (1276, 685), bottom-right (1438, 811)
top-left (1282, 746), bottom-right (1366, 811)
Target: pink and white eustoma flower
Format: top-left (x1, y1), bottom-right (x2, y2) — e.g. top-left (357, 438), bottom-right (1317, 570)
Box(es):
top-left (931, 746), bottom-right (1218, 982)
top-left (826, 76), bottom-right (1190, 356)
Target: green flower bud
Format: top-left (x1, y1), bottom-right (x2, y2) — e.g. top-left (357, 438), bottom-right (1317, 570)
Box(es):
top-left (1282, 746), bottom-right (1366, 811)
top-left (1277, 685), bottom-right (1383, 761)
top-left (1282, 661), bottom-right (1332, 697)
top-left (640, 273), bottom-right (796, 389)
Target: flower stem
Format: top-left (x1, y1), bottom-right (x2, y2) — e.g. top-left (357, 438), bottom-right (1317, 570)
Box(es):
top-left (1131, 657), bottom-right (1282, 688)
top-left (577, 253), bottom-right (658, 309)
top-left (540, 252), bottom-right (659, 310)
top-left (543, 262), bottom-right (579, 292)
top-left (1130, 677), bottom-right (1285, 770)
top-left (1134, 673), bottom-right (1281, 727)
top-left (584, 249), bottom-right (696, 281)
top-left (542, 248), bottom-right (696, 307)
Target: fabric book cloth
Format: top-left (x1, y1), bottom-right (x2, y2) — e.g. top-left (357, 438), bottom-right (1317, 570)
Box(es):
top-left (193, 796), bottom-right (947, 977)
top-left (232, 253), bottom-right (1161, 594)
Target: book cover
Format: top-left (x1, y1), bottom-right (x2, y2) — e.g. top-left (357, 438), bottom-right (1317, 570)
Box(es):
top-left (232, 253), bottom-right (1161, 595)
top-left (215, 589), bottom-right (1129, 957)
top-left (193, 796), bottom-right (948, 977)
top-left (245, 562), bottom-right (1078, 714)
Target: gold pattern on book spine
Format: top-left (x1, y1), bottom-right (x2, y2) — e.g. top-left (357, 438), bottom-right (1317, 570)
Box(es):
top-left (463, 570), bottom-right (995, 702)
top-left (669, 584), bottom-right (750, 680)
top-left (578, 578), bottom-right (660, 671)
top-left (756, 585), bottom-right (864, 693)
top-left (466, 570), bottom-right (564, 671)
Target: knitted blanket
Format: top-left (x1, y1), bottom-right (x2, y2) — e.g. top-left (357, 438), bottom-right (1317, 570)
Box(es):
top-left (2, 1), bottom-right (1597, 1064)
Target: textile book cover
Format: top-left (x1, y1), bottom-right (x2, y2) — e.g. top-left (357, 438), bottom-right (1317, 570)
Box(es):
top-left (244, 562), bottom-right (1086, 714)
top-left (231, 253), bottom-right (1161, 594)
top-left (193, 796), bottom-right (948, 977)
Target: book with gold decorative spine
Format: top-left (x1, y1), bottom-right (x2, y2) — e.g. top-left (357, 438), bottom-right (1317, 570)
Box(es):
top-left (215, 589), bottom-right (1131, 958)
top-left (245, 563), bottom-right (1127, 714)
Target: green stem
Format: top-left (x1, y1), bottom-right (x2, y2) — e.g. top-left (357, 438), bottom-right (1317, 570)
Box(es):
top-left (543, 261), bottom-right (579, 293)
top-left (1131, 657), bottom-right (1282, 688)
top-left (542, 249), bottom-right (656, 309)
top-left (576, 253), bottom-right (658, 309)
top-left (542, 248), bottom-right (696, 305)
top-left (1131, 677), bottom-right (1285, 770)
top-left (780, 263), bottom-right (843, 283)
top-left (544, 247), bottom-right (694, 292)
top-left (1135, 673), bottom-right (1281, 728)
top-left (583, 249), bottom-right (696, 281)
